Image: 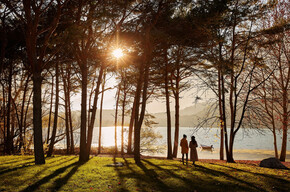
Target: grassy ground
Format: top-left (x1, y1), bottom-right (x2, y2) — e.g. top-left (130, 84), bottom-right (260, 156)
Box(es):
top-left (0, 155), bottom-right (289, 192)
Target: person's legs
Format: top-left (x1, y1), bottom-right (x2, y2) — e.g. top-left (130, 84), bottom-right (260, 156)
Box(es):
top-left (182, 153), bottom-right (184, 165)
top-left (186, 153), bottom-right (188, 165)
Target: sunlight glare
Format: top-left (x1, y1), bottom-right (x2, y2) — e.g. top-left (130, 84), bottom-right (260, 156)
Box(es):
top-left (112, 48), bottom-right (124, 59)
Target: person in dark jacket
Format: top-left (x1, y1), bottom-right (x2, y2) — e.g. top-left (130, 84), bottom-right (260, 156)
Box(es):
top-left (189, 136), bottom-right (198, 165)
top-left (180, 134), bottom-right (189, 165)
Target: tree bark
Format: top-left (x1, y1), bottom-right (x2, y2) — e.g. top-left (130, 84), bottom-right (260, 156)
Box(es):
top-left (47, 63), bottom-right (59, 157)
top-left (127, 96), bottom-right (136, 154)
top-left (218, 43), bottom-right (224, 160)
top-left (172, 62), bottom-right (180, 158)
top-left (227, 7), bottom-right (237, 163)
top-left (23, 89), bottom-right (33, 152)
top-left (221, 72), bottom-right (229, 162)
top-left (67, 68), bottom-right (74, 154)
top-left (6, 61), bottom-right (12, 155)
top-left (46, 76), bottom-right (54, 144)
top-left (63, 71), bottom-right (71, 154)
top-left (279, 89), bottom-right (288, 161)
top-left (79, 61), bottom-right (88, 162)
top-left (273, 125), bottom-right (278, 158)
top-left (32, 71), bottom-right (45, 164)
top-left (1, 83), bottom-right (6, 153)
top-left (121, 81), bottom-right (127, 155)
top-left (134, 62), bottom-right (144, 164)
top-left (86, 65), bottom-right (104, 159)
top-left (98, 72), bottom-right (106, 154)
top-left (114, 85), bottom-right (121, 154)
top-left (164, 48), bottom-right (173, 159)
top-left (134, 53), bottom-right (150, 164)
top-left (19, 74), bottom-right (31, 151)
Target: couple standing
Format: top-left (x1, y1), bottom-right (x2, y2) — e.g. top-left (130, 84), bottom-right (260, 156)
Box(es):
top-left (180, 134), bottom-right (198, 165)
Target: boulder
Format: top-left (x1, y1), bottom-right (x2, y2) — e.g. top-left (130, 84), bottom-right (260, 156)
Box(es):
top-left (105, 162), bottom-right (124, 167)
top-left (259, 157), bottom-right (288, 169)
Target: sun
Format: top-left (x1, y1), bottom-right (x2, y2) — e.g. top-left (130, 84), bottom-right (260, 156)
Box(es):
top-left (112, 48), bottom-right (124, 59)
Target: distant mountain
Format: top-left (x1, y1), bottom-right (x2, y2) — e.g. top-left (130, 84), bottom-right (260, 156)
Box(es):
top-left (72, 109), bottom-right (131, 127)
top-left (151, 103), bottom-right (212, 127)
top-left (71, 102), bottom-right (215, 127)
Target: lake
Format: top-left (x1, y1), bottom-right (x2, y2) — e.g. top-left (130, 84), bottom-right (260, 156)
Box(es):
top-left (59, 126), bottom-right (290, 161)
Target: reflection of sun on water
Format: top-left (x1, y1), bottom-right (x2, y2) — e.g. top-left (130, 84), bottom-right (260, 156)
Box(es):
top-left (91, 126), bottom-right (128, 148)
top-left (57, 126), bottom-right (290, 160)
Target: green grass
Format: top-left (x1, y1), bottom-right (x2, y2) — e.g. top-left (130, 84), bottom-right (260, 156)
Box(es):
top-left (0, 156), bottom-right (289, 192)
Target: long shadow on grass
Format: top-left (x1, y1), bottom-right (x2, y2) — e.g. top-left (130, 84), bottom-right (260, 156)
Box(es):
top-left (194, 164), bottom-right (266, 192)
top-left (0, 157), bottom-right (34, 166)
top-left (212, 163), bottom-right (290, 191)
top-left (51, 161), bottom-right (84, 191)
top-left (113, 156), bottom-right (130, 192)
top-left (32, 156), bottom-right (78, 179)
top-left (0, 157), bottom-right (74, 176)
top-left (137, 160), bottom-right (171, 191)
top-left (142, 159), bottom-right (205, 191)
top-left (212, 163), bottom-right (289, 183)
top-left (113, 157), bottom-right (172, 191)
top-left (45, 156), bottom-right (76, 165)
top-left (21, 161), bottom-right (82, 192)
top-left (0, 160), bottom-right (35, 175)
top-left (143, 160), bottom-right (264, 191)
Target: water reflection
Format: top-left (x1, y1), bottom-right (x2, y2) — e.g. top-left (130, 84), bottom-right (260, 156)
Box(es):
top-left (58, 126), bottom-right (290, 161)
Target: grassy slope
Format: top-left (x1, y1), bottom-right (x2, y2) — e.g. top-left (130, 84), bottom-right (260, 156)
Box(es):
top-left (0, 156), bottom-right (289, 192)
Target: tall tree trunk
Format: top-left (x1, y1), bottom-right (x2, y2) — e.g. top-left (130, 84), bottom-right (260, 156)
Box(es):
top-left (114, 85), bottom-right (121, 154)
top-left (19, 74), bottom-right (30, 151)
top-left (127, 96), bottom-right (136, 154)
top-left (218, 43), bottom-right (224, 160)
top-left (271, 82), bottom-right (278, 158)
top-left (64, 98), bottom-right (70, 154)
top-left (134, 58), bottom-right (150, 163)
top-left (1, 84), bottom-right (6, 153)
top-left (134, 29), bottom-right (151, 164)
top-left (98, 72), bottom-right (106, 154)
top-left (279, 89), bottom-right (288, 161)
top-left (273, 126), bottom-right (278, 158)
top-left (6, 61), bottom-right (12, 155)
top-left (227, 9), bottom-right (237, 163)
top-left (172, 64), bottom-right (180, 158)
top-left (221, 73), bottom-right (229, 162)
top-left (164, 49), bottom-right (172, 159)
top-left (46, 76), bottom-right (54, 144)
top-left (47, 63), bottom-right (59, 157)
top-left (218, 70), bottom-right (224, 160)
top-left (67, 68), bottom-right (74, 154)
top-left (32, 70), bottom-right (45, 164)
top-left (121, 84), bottom-right (127, 155)
top-left (11, 113), bottom-right (15, 154)
top-left (23, 90), bottom-right (33, 152)
top-left (79, 62), bottom-right (88, 162)
top-left (228, 133), bottom-right (235, 163)
top-left (86, 65), bottom-right (104, 159)
top-left (63, 73), bottom-right (70, 154)
top-left (228, 75), bottom-right (235, 163)
top-left (134, 64), bottom-right (144, 164)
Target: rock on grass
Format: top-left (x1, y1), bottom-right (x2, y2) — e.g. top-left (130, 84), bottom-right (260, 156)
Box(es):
top-left (259, 157), bottom-right (289, 169)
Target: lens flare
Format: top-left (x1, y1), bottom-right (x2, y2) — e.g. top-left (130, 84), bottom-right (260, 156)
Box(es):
top-left (112, 48), bottom-right (124, 59)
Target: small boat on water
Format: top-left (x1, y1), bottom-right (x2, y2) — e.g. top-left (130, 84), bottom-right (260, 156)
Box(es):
top-left (200, 144), bottom-right (214, 151)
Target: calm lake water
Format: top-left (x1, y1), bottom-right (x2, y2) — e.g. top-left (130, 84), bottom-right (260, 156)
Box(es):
top-left (59, 126), bottom-right (290, 161)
